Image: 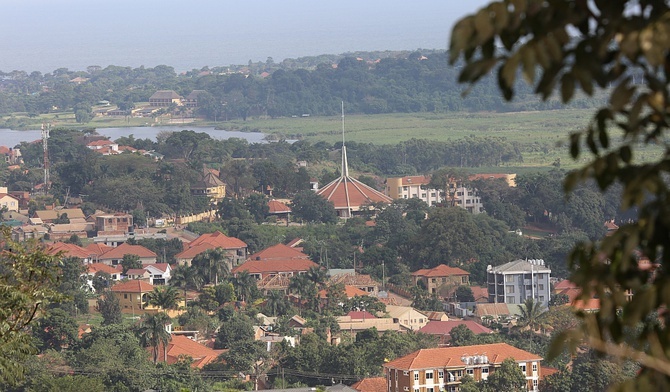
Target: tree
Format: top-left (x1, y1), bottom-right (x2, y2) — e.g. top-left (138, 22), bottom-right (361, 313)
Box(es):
top-left (214, 314), bottom-right (254, 349)
top-left (450, 3), bottom-right (670, 385)
top-left (455, 285), bottom-right (475, 302)
top-left (264, 290), bottom-right (292, 316)
top-left (32, 308), bottom-right (79, 352)
top-left (145, 285), bottom-right (180, 310)
top-left (137, 312), bottom-right (172, 364)
top-left (192, 248), bottom-right (230, 285)
top-left (0, 227), bottom-right (64, 385)
top-left (244, 193), bottom-right (269, 223)
top-left (481, 358), bottom-right (526, 392)
top-left (290, 190), bottom-right (338, 223)
top-left (120, 254), bottom-right (141, 274)
top-left (97, 291), bottom-right (122, 325)
top-left (516, 298), bottom-right (547, 332)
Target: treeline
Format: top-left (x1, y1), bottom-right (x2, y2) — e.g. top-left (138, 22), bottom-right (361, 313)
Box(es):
top-left (0, 51), bottom-right (602, 119)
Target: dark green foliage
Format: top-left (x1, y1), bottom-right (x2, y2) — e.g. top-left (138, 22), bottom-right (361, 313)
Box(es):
top-left (482, 358), bottom-right (526, 392)
top-left (455, 285), bottom-right (475, 302)
top-left (214, 314), bottom-right (254, 349)
top-left (120, 254), bottom-right (141, 275)
top-left (32, 308), bottom-right (79, 352)
top-left (290, 190), bottom-right (338, 224)
top-left (97, 291), bottom-right (122, 326)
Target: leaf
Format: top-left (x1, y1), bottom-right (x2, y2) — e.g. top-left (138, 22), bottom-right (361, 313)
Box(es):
top-left (609, 79), bottom-right (635, 111)
top-left (520, 46), bottom-right (537, 84)
top-left (569, 132), bottom-right (581, 159)
top-left (490, 2), bottom-right (509, 33)
top-left (561, 73), bottom-right (575, 103)
top-left (501, 53), bottom-right (520, 89)
top-left (619, 146), bottom-right (632, 163)
top-left (474, 9), bottom-right (494, 45)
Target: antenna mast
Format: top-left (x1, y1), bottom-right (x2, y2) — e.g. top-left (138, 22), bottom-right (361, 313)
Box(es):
top-left (41, 123), bottom-right (50, 193)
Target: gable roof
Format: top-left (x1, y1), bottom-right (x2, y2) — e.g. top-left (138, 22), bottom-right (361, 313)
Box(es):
top-left (232, 258), bottom-right (318, 275)
top-left (346, 311), bottom-right (377, 319)
top-left (85, 263), bottom-right (121, 275)
top-left (248, 243), bottom-right (310, 261)
top-left (386, 305), bottom-right (423, 319)
top-left (396, 175), bottom-right (432, 187)
top-left (100, 243), bottom-right (157, 259)
top-left (193, 171), bottom-right (225, 188)
top-left (34, 208), bottom-right (85, 221)
top-left (126, 268), bottom-right (150, 276)
top-left (46, 242), bottom-right (90, 259)
top-left (268, 199), bottom-right (292, 214)
top-left (352, 377), bottom-right (387, 392)
top-left (418, 320), bottom-right (493, 335)
top-left (144, 263), bottom-right (171, 273)
top-left (155, 335), bottom-right (224, 368)
top-left (175, 243), bottom-right (220, 260)
top-left (85, 242), bottom-right (114, 256)
top-left (411, 264), bottom-right (470, 277)
top-left (488, 259), bottom-right (551, 274)
top-left (188, 231), bottom-right (247, 249)
top-left (149, 90), bottom-right (181, 100)
top-left (474, 303), bottom-right (520, 318)
top-left (384, 343), bottom-right (541, 370)
top-left (470, 286), bottom-right (489, 301)
top-left (111, 280), bottom-right (154, 293)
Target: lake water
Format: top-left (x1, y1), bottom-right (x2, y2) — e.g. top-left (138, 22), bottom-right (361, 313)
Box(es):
top-left (0, 126), bottom-right (270, 148)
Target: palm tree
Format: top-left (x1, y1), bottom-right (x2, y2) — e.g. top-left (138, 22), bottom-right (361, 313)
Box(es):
top-left (288, 274), bottom-right (318, 312)
top-left (264, 290), bottom-right (291, 316)
top-left (137, 312), bottom-right (172, 364)
top-left (517, 298), bottom-right (548, 332)
top-left (171, 265), bottom-right (204, 308)
top-left (145, 286), bottom-right (180, 310)
top-left (231, 271), bottom-right (256, 302)
top-left (192, 248), bottom-right (230, 285)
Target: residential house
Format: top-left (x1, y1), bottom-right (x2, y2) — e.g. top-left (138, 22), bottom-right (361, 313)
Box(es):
top-left (383, 343), bottom-right (542, 392)
top-left (473, 303), bottom-right (521, 324)
top-left (267, 199), bottom-right (291, 222)
top-left (149, 90), bottom-right (183, 107)
top-left (411, 265), bottom-right (470, 296)
top-left (470, 286), bottom-right (489, 303)
top-left (86, 139), bottom-right (119, 155)
top-left (34, 208), bottom-right (86, 223)
top-left (175, 231), bottom-right (247, 267)
top-left (144, 263), bottom-right (172, 285)
top-left (336, 314), bottom-right (401, 335)
top-left (84, 263), bottom-right (122, 282)
top-left (487, 259), bottom-right (551, 308)
top-left (191, 168), bottom-right (226, 202)
top-left (329, 272), bottom-right (380, 296)
top-left (155, 335), bottom-right (225, 368)
top-left (84, 243), bottom-right (113, 263)
top-left (352, 377), bottom-right (387, 392)
top-left (126, 268), bottom-right (152, 282)
top-left (237, 243), bottom-right (320, 292)
top-left (98, 242), bottom-right (158, 266)
top-left (418, 320), bottom-right (493, 346)
top-left (0, 146), bottom-right (22, 165)
top-left (11, 224), bottom-right (48, 241)
top-left (422, 311), bottom-right (449, 322)
top-left (8, 190), bottom-right (30, 209)
top-left (110, 280), bottom-right (155, 312)
top-left (385, 305), bottom-right (430, 331)
top-left (46, 242), bottom-right (93, 263)
top-left (0, 189), bottom-right (19, 212)
top-left (48, 222), bottom-right (94, 241)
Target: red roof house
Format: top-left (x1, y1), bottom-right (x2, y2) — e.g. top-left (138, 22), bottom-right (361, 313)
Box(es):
top-left (418, 320), bottom-right (493, 346)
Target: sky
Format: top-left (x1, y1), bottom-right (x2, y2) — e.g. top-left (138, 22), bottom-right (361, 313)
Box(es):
top-left (0, 0), bottom-right (491, 73)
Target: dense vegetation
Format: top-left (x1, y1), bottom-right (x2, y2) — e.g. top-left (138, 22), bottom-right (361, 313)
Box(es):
top-left (0, 50), bottom-right (603, 125)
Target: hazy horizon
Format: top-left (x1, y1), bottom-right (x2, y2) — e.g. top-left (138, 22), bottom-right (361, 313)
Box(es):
top-left (1, 0), bottom-right (490, 74)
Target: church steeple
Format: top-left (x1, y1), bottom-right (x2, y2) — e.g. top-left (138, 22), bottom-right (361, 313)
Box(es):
top-left (341, 101), bottom-right (349, 178)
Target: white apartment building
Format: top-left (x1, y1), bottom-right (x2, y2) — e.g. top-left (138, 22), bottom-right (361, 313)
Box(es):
top-left (385, 175), bottom-right (484, 213)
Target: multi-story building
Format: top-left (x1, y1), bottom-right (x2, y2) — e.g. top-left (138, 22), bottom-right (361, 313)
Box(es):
top-left (96, 213), bottom-right (133, 233)
top-left (149, 90), bottom-right (183, 107)
top-left (411, 264), bottom-right (470, 295)
top-left (487, 259), bottom-right (551, 308)
top-left (383, 343), bottom-right (542, 392)
top-left (385, 175), bottom-right (484, 213)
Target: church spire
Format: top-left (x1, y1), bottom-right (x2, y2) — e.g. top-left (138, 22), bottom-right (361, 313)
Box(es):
top-left (341, 101), bottom-right (349, 178)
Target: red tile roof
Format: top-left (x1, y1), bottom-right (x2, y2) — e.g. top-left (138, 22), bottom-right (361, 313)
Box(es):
top-left (100, 243), bottom-right (157, 259)
top-left (411, 264), bottom-right (470, 277)
top-left (110, 280), bottom-right (154, 293)
top-left (86, 263), bottom-right (121, 275)
top-left (144, 263), bottom-right (170, 273)
top-left (317, 177), bottom-right (392, 210)
top-left (344, 285), bottom-right (370, 298)
top-left (85, 243), bottom-right (113, 257)
top-left (188, 231), bottom-right (247, 249)
top-left (46, 242), bottom-right (91, 259)
top-left (384, 343), bottom-right (542, 370)
top-left (352, 377), bottom-right (387, 392)
top-left (470, 286), bottom-right (489, 301)
top-left (87, 139), bottom-right (114, 147)
top-left (418, 320), bottom-right (493, 335)
top-left (397, 175), bottom-right (432, 186)
top-left (268, 199), bottom-right (291, 214)
top-left (554, 279), bottom-right (577, 291)
top-left (248, 243), bottom-right (310, 261)
top-left (347, 311), bottom-right (377, 319)
top-left (232, 259), bottom-right (318, 275)
top-left (155, 335), bottom-right (224, 368)
top-left (175, 243), bottom-right (219, 260)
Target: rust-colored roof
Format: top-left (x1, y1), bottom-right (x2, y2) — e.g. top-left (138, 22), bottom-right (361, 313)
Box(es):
top-left (411, 264), bottom-right (470, 277)
top-left (347, 311), bottom-right (377, 319)
top-left (352, 377), bottom-right (387, 392)
top-left (329, 273), bottom-right (378, 287)
top-left (110, 280), bottom-right (154, 293)
top-left (572, 298), bottom-right (600, 312)
top-left (87, 139), bottom-right (114, 147)
top-left (554, 279), bottom-right (577, 291)
top-left (188, 231), bottom-right (247, 249)
top-left (86, 263), bottom-right (121, 275)
top-left (384, 343), bottom-right (542, 370)
top-left (317, 177), bottom-right (392, 210)
top-left (345, 285), bottom-right (370, 298)
top-left (232, 258), bottom-right (318, 275)
top-left (248, 243), bottom-right (310, 261)
top-left (418, 320), bottom-right (492, 335)
top-left (541, 366), bottom-right (559, 379)
top-left (85, 243), bottom-right (113, 256)
top-left (398, 175), bottom-right (432, 186)
top-left (155, 335), bottom-right (224, 368)
top-left (47, 242), bottom-right (90, 259)
top-left (268, 199), bottom-right (291, 214)
top-left (470, 286), bottom-right (489, 301)
top-left (100, 243), bottom-right (157, 260)
top-left (175, 243), bottom-right (218, 260)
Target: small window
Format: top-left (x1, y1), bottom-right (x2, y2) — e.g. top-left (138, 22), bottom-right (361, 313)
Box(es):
top-left (124, 294), bottom-right (127, 299)
top-left (427, 388), bottom-right (433, 392)
top-left (533, 379), bottom-right (538, 387)
top-left (403, 371), bottom-right (409, 376)
top-left (538, 284), bottom-right (544, 290)
top-left (482, 368), bottom-right (489, 374)
top-left (506, 297), bottom-right (515, 304)
top-left (506, 285), bottom-right (515, 294)
top-left (505, 275), bottom-right (514, 283)
top-left (425, 371), bottom-right (433, 380)
top-left (532, 363), bottom-right (538, 372)
top-left (438, 370), bottom-right (444, 379)
top-left (466, 368), bottom-right (474, 375)
top-left (414, 372), bottom-right (419, 381)
top-left (519, 364), bottom-right (527, 373)
top-left (456, 370), bottom-right (462, 377)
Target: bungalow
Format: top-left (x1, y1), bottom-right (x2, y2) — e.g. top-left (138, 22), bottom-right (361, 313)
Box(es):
top-left (155, 335), bottom-right (225, 368)
top-left (385, 305), bottom-right (431, 331)
top-left (352, 377), bottom-right (387, 392)
top-left (149, 90), bottom-right (183, 107)
top-left (125, 264), bottom-right (172, 285)
top-left (84, 263), bottom-right (122, 281)
top-left (0, 191), bottom-right (19, 212)
top-left (46, 242), bottom-right (93, 263)
top-left (267, 199), bottom-right (291, 222)
top-left (98, 242), bottom-right (158, 266)
top-left (418, 320), bottom-right (493, 346)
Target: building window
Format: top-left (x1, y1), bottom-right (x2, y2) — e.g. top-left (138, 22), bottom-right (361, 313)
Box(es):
top-left (466, 368), bottom-right (474, 375)
top-left (533, 379), bottom-right (538, 387)
top-left (456, 370), bottom-right (462, 377)
top-left (123, 294), bottom-right (127, 299)
top-left (427, 389), bottom-right (433, 392)
top-left (421, 193), bottom-right (426, 198)
top-left (414, 372), bottom-right (419, 381)
top-left (538, 284), bottom-right (544, 290)
top-left (461, 276), bottom-right (467, 284)
top-left (426, 371), bottom-right (433, 380)
top-left (532, 363), bottom-right (538, 372)
top-left (506, 285), bottom-right (515, 294)
top-left (482, 368), bottom-right (489, 374)
top-left (438, 370), bottom-right (444, 379)
top-left (505, 275), bottom-right (514, 283)
top-left (506, 297), bottom-right (515, 304)
top-left (431, 193), bottom-right (436, 197)
top-left (520, 364), bottom-right (527, 373)
top-left (539, 296), bottom-right (545, 302)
